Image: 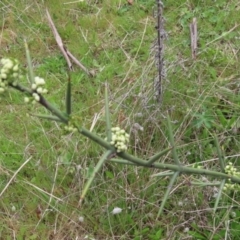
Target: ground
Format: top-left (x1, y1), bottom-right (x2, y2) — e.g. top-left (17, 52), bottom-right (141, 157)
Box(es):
top-left (1, 0), bottom-right (240, 239)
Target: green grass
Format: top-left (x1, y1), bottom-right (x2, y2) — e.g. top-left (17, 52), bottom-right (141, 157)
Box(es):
top-left (1, 0), bottom-right (240, 239)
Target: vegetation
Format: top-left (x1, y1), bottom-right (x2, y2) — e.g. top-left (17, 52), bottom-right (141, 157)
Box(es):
top-left (1, 0), bottom-right (240, 239)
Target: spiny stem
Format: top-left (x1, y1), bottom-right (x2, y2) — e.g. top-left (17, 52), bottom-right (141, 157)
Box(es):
top-left (24, 39), bottom-right (34, 84)
top-left (66, 75), bottom-right (71, 116)
top-left (79, 150), bottom-right (114, 204)
top-left (105, 83), bottom-right (112, 142)
top-left (157, 171), bottom-right (179, 218)
top-left (214, 135), bottom-right (225, 172)
top-left (167, 116), bottom-right (181, 165)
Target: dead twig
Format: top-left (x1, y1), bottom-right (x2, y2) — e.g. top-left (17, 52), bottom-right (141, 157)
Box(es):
top-left (190, 17), bottom-right (197, 60)
top-left (0, 156), bottom-right (32, 198)
top-left (66, 49), bottom-right (95, 76)
top-left (46, 9), bottom-right (73, 71)
top-left (206, 23), bottom-right (239, 47)
top-left (46, 8), bottom-right (93, 76)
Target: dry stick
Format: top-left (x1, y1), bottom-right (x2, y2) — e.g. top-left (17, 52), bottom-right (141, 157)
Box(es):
top-left (46, 9), bottom-right (73, 71)
top-left (66, 49), bottom-right (94, 76)
top-left (23, 180), bottom-right (63, 202)
top-left (205, 23), bottom-right (239, 47)
top-left (46, 9), bottom-right (92, 76)
top-left (190, 17), bottom-right (197, 60)
top-left (0, 156), bottom-right (32, 198)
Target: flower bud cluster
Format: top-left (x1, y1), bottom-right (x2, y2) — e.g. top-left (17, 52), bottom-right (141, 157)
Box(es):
top-left (24, 76), bottom-right (48, 104)
top-left (110, 127), bottom-right (129, 153)
top-left (64, 124), bottom-right (78, 133)
top-left (31, 76), bottom-right (48, 94)
top-left (225, 162), bottom-right (238, 175)
top-left (0, 58), bottom-right (20, 93)
top-left (223, 162), bottom-right (240, 192)
top-left (192, 163), bottom-right (203, 169)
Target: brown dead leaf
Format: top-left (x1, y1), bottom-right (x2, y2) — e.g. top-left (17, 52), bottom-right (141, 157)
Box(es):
top-left (127, 0), bottom-right (134, 5)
